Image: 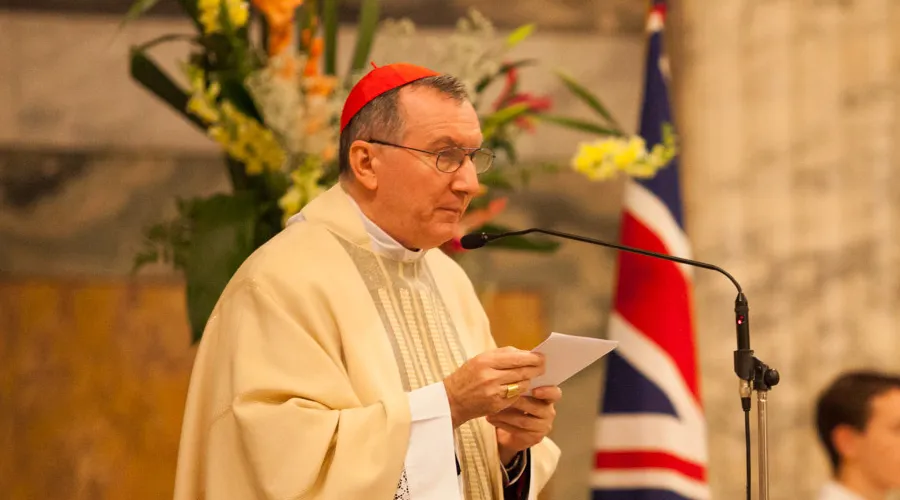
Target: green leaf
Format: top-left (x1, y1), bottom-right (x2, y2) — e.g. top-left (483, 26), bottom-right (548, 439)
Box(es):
top-left (476, 223), bottom-right (561, 253)
top-left (481, 103), bottom-right (531, 140)
top-left (224, 152), bottom-right (250, 191)
top-left (183, 192), bottom-right (259, 343)
top-left (130, 49), bottom-right (207, 131)
top-left (131, 209), bottom-right (192, 274)
top-left (474, 59), bottom-right (536, 95)
top-left (538, 114), bottom-right (625, 137)
top-left (322, 0), bottom-right (339, 75)
top-left (556, 70), bottom-right (623, 133)
top-left (216, 74), bottom-right (264, 122)
top-left (506, 23), bottom-right (535, 48)
top-left (294, 1), bottom-right (314, 53)
top-left (258, 10), bottom-right (270, 53)
top-left (132, 248), bottom-right (160, 273)
top-left (483, 103), bottom-right (532, 126)
top-left (348, 0), bottom-right (380, 75)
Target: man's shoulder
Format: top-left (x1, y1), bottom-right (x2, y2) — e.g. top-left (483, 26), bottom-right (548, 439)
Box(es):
top-left (231, 220), bottom-right (346, 290)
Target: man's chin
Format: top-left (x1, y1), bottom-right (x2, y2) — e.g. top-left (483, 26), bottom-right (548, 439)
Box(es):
top-left (417, 225), bottom-right (458, 251)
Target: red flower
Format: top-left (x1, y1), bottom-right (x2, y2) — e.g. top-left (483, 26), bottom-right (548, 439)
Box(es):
top-left (493, 67), bottom-right (552, 132)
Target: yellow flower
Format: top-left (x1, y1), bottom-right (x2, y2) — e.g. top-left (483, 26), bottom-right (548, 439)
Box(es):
top-left (243, 158), bottom-right (265, 175)
top-left (199, 0), bottom-right (249, 35)
top-left (613, 136), bottom-right (646, 169)
top-left (183, 62), bottom-right (288, 178)
top-left (184, 66), bottom-right (223, 123)
top-left (572, 140), bottom-right (622, 181)
top-left (278, 159), bottom-right (325, 224)
top-left (226, 0), bottom-right (249, 28)
top-left (187, 94), bottom-right (220, 123)
top-left (202, 101), bottom-right (286, 175)
top-left (571, 127), bottom-right (676, 182)
top-left (208, 125), bottom-right (229, 145)
top-left (278, 184), bottom-right (303, 220)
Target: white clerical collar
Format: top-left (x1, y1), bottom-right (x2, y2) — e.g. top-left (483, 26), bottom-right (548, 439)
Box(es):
top-left (345, 196), bottom-right (425, 262)
top-left (817, 481), bottom-right (866, 500)
top-left (286, 195), bottom-right (425, 262)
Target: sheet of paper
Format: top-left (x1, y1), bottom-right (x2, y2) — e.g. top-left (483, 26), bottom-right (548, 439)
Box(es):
top-left (524, 332), bottom-right (618, 396)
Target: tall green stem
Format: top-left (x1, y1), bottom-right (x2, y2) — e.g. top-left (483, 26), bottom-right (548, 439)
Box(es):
top-left (225, 154), bottom-right (249, 190)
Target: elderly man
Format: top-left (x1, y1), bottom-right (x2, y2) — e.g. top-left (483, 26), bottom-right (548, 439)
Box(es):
top-left (173, 63), bottom-right (561, 500)
top-left (814, 370), bottom-right (900, 500)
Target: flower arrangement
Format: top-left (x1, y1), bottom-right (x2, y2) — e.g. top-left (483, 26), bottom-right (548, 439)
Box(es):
top-left (536, 70), bottom-right (678, 181)
top-left (123, 0), bottom-right (676, 341)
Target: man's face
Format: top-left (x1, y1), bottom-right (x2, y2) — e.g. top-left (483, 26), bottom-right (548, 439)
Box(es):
top-left (853, 389), bottom-right (900, 490)
top-left (367, 86), bottom-right (482, 250)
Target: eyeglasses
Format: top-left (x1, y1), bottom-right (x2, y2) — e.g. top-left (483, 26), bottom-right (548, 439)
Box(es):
top-left (367, 139), bottom-right (495, 174)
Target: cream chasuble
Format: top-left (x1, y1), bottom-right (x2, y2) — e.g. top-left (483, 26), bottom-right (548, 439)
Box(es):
top-left (173, 184), bottom-right (559, 500)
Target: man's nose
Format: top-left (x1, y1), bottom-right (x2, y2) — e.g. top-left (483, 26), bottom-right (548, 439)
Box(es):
top-left (451, 156), bottom-right (481, 195)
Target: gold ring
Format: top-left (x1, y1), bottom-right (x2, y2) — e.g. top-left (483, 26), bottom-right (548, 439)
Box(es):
top-left (505, 383), bottom-right (521, 399)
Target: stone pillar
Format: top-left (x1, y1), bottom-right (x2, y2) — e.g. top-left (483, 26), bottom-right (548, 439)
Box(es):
top-left (672, 0), bottom-right (900, 497)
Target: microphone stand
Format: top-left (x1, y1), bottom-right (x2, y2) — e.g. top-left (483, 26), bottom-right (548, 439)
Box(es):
top-left (463, 228), bottom-right (780, 500)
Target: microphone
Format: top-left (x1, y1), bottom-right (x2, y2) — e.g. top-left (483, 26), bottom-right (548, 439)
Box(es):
top-left (463, 227), bottom-right (780, 500)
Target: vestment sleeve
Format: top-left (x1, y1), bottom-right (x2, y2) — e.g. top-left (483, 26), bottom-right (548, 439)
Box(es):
top-left (207, 280), bottom-right (412, 500)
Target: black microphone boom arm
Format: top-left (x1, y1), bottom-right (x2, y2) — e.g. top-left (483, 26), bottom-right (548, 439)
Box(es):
top-left (462, 227), bottom-right (780, 500)
top-left (464, 228), bottom-right (742, 291)
top-left (463, 228), bottom-right (760, 380)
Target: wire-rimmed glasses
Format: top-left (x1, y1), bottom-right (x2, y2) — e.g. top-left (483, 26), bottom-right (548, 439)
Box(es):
top-left (367, 139), bottom-right (495, 174)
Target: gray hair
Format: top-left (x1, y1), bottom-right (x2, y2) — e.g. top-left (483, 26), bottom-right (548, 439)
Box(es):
top-left (338, 74), bottom-right (470, 175)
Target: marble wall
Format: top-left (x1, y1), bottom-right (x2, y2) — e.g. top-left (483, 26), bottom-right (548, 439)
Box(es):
top-left (0, 279), bottom-right (196, 499)
top-left (3, 1), bottom-right (900, 499)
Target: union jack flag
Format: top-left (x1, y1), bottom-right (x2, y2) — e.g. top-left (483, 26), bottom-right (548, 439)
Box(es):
top-left (592, 2), bottom-right (709, 499)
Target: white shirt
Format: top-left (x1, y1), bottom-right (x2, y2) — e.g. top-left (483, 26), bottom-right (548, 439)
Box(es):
top-left (817, 481), bottom-right (866, 500)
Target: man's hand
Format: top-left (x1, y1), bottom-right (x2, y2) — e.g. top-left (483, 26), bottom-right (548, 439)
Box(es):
top-left (443, 347), bottom-right (545, 428)
top-left (487, 386), bottom-right (562, 465)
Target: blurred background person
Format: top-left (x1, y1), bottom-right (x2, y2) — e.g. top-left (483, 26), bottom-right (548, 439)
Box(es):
top-left (815, 371), bottom-right (900, 500)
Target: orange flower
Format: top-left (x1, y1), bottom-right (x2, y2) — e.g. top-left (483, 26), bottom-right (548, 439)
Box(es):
top-left (304, 37), bottom-right (324, 76)
top-left (304, 74), bottom-right (337, 97)
top-left (252, 0), bottom-right (305, 56)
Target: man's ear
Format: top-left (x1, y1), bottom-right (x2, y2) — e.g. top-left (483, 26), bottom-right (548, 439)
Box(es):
top-left (348, 140), bottom-right (378, 190)
top-left (832, 424), bottom-right (861, 465)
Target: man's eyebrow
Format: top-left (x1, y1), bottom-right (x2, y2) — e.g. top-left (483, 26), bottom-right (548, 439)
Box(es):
top-left (426, 136), bottom-right (460, 149)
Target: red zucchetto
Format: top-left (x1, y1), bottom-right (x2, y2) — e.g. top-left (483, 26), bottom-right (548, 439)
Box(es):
top-left (340, 62), bottom-right (440, 132)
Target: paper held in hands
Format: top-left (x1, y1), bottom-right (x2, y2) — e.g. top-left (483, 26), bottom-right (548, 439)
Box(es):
top-left (525, 332), bottom-right (619, 396)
